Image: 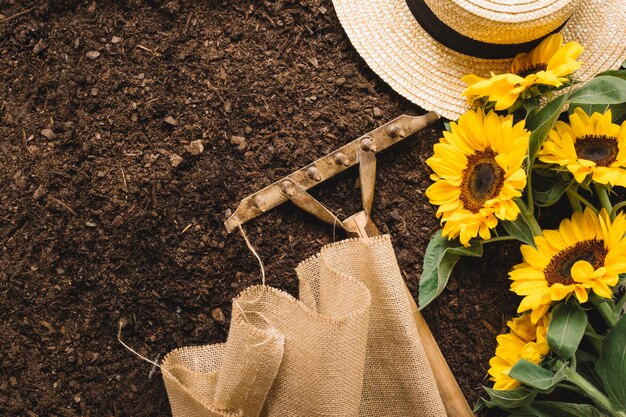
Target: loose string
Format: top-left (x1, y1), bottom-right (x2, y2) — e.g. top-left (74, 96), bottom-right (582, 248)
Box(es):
top-left (117, 320), bottom-right (174, 379)
top-left (118, 223), bottom-right (268, 377)
top-left (237, 222), bottom-right (266, 286)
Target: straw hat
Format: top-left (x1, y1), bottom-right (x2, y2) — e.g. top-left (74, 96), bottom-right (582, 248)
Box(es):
top-left (332, 0), bottom-right (626, 120)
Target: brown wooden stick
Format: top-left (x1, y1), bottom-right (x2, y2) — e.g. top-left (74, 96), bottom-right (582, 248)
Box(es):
top-left (0, 7), bottom-right (35, 24)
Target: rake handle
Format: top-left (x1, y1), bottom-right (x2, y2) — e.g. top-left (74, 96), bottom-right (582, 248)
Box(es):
top-left (406, 289), bottom-right (475, 417)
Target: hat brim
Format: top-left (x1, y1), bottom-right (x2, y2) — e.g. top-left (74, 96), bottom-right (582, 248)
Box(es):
top-left (332, 0), bottom-right (626, 120)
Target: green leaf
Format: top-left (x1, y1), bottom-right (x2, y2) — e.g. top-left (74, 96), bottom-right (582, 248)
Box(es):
top-left (482, 386), bottom-right (537, 410)
top-left (568, 103), bottom-right (610, 117)
top-left (509, 409), bottom-right (542, 417)
top-left (502, 213), bottom-right (536, 246)
top-left (510, 402), bottom-right (602, 417)
top-left (610, 102), bottom-right (626, 124)
top-left (595, 314), bottom-right (626, 411)
top-left (596, 70), bottom-right (626, 81)
top-left (418, 230), bottom-right (483, 309)
top-left (568, 76), bottom-right (626, 105)
top-left (527, 94), bottom-right (568, 164)
top-left (509, 359), bottom-right (565, 391)
top-left (575, 349), bottom-right (598, 364)
top-left (533, 178), bottom-right (572, 208)
top-left (547, 301), bottom-right (588, 360)
top-left (473, 397), bottom-right (488, 413)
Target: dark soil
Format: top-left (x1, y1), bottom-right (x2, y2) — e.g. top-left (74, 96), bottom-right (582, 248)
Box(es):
top-left (1, 1), bottom-right (520, 416)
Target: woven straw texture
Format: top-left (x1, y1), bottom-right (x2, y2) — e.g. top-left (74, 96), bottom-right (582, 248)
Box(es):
top-left (423, 0), bottom-right (581, 44)
top-left (161, 236), bottom-right (446, 417)
top-left (332, 0), bottom-right (626, 120)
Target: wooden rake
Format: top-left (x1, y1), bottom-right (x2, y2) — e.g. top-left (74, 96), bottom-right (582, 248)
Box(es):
top-left (225, 112), bottom-right (474, 417)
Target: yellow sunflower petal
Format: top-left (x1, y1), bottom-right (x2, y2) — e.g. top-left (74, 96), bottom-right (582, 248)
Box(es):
top-left (574, 285), bottom-right (589, 304)
top-left (571, 260), bottom-right (595, 283)
top-left (530, 304), bottom-right (550, 324)
top-left (550, 283), bottom-right (575, 301)
top-left (591, 280), bottom-right (614, 299)
top-left (547, 41), bottom-right (583, 77)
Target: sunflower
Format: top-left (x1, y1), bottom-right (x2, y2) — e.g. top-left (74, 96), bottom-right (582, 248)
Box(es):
top-left (462, 72), bottom-right (527, 111)
top-left (425, 109), bottom-right (529, 246)
top-left (510, 208), bottom-right (626, 323)
top-left (488, 313), bottom-right (550, 390)
top-left (463, 33), bottom-right (583, 111)
top-left (510, 33), bottom-right (583, 85)
top-left (538, 108), bottom-right (626, 186)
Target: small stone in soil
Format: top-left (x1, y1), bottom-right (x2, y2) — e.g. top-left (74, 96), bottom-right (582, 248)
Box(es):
top-left (169, 153), bottom-right (183, 167)
top-left (373, 107), bottom-right (383, 118)
top-left (86, 50), bottom-right (100, 60)
top-left (86, 1), bottom-right (97, 14)
top-left (33, 185), bottom-right (48, 200)
top-left (40, 128), bottom-right (56, 139)
top-left (230, 135), bottom-right (247, 150)
top-left (211, 307), bottom-right (226, 323)
top-left (85, 221), bottom-right (97, 228)
top-left (32, 39), bottom-right (47, 55)
top-left (184, 140), bottom-right (204, 155)
top-left (164, 116), bottom-right (178, 126)
top-left (111, 36), bottom-right (121, 44)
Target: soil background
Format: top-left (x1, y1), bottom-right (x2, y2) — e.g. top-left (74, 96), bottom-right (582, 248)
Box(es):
top-left (1, 1), bottom-right (521, 416)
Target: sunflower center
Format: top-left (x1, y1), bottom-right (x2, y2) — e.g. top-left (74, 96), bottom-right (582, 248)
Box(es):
top-left (575, 135), bottom-right (619, 167)
top-left (544, 239), bottom-right (607, 286)
top-left (460, 149), bottom-right (505, 213)
top-left (516, 63), bottom-right (548, 78)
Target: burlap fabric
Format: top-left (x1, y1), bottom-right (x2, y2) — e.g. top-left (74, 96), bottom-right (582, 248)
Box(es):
top-left (161, 235), bottom-right (446, 417)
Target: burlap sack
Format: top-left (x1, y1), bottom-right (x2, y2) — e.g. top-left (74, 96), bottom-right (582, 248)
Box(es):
top-left (161, 235), bottom-right (446, 417)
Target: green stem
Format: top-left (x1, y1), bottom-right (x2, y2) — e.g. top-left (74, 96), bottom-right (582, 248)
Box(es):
top-left (610, 200), bottom-right (626, 219)
top-left (526, 161), bottom-right (534, 216)
top-left (559, 173), bottom-right (582, 212)
top-left (597, 301), bottom-right (618, 328)
top-left (585, 322), bottom-right (603, 355)
top-left (516, 199), bottom-right (543, 237)
top-left (565, 367), bottom-right (619, 416)
top-left (556, 382), bottom-right (586, 396)
top-left (482, 235), bottom-right (518, 244)
top-left (615, 290), bottom-right (626, 314)
top-left (565, 189), bottom-right (599, 214)
top-left (595, 184), bottom-right (614, 217)
top-left (565, 188), bottom-right (583, 212)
